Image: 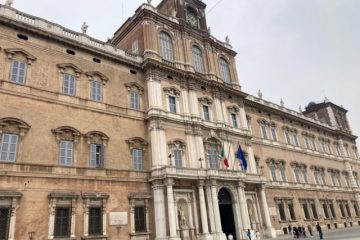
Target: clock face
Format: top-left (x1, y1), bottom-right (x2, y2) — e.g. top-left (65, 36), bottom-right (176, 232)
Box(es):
top-left (186, 12), bottom-right (198, 28)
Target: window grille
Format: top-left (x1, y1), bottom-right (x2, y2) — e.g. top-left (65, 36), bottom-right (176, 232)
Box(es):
top-left (0, 207), bottom-right (10, 240)
top-left (89, 207), bottom-right (103, 235)
top-left (54, 207), bottom-right (71, 238)
top-left (134, 206), bottom-right (146, 232)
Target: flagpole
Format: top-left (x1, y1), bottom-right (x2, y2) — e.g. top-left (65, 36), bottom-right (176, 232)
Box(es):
top-left (227, 141), bottom-right (231, 170)
top-left (232, 141), bottom-right (239, 170)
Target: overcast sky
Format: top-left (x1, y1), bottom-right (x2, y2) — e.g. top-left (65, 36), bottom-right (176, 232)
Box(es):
top-left (11, 0), bottom-right (360, 139)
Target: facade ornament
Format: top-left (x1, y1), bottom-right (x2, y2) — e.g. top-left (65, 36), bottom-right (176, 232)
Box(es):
top-left (172, 9), bottom-right (177, 18)
top-left (299, 105), bottom-right (303, 113)
top-left (5, 0), bottom-right (13, 7)
top-left (207, 27), bottom-right (211, 34)
top-left (225, 35), bottom-right (230, 44)
top-left (324, 96), bottom-right (329, 103)
top-left (81, 22), bottom-right (88, 34)
top-left (280, 98), bottom-right (284, 107)
top-left (257, 89), bottom-right (263, 99)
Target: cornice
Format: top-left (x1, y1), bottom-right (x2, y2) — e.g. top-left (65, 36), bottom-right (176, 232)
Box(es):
top-left (245, 96), bottom-right (357, 140)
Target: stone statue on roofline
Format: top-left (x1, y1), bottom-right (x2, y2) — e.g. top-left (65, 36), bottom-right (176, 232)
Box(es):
top-left (5, 0), bottom-right (14, 7)
top-left (147, 0), bottom-right (152, 5)
top-left (257, 90), bottom-right (263, 99)
top-left (81, 22), bottom-right (88, 34)
top-left (225, 35), bottom-right (230, 44)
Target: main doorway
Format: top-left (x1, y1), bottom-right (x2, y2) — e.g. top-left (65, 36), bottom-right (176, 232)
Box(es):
top-left (218, 188), bottom-right (236, 239)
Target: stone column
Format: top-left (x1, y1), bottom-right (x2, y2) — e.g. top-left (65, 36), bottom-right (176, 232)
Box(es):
top-left (189, 89), bottom-right (200, 117)
top-left (205, 184), bottom-right (216, 233)
top-left (214, 97), bottom-right (224, 123)
top-left (166, 179), bottom-right (178, 239)
top-left (181, 88), bottom-right (190, 116)
top-left (259, 185), bottom-right (276, 238)
top-left (48, 199), bottom-right (56, 239)
top-left (198, 181), bottom-right (209, 235)
top-left (237, 183), bottom-right (250, 230)
top-left (153, 180), bottom-right (167, 239)
top-left (149, 119), bottom-right (167, 167)
top-left (210, 181), bottom-right (222, 233)
top-left (239, 102), bottom-right (249, 130)
top-left (8, 198), bottom-right (19, 240)
top-left (245, 141), bottom-right (257, 174)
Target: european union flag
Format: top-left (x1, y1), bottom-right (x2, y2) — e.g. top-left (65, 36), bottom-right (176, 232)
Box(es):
top-left (236, 144), bottom-right (247, 171)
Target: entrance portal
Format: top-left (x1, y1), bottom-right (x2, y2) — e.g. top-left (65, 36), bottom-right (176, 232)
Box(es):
top-left (218, 188), bottom-right (236, 239)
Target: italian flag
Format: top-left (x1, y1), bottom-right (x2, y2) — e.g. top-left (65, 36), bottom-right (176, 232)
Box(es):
top-left (220, 145), bottom-right (229, 168)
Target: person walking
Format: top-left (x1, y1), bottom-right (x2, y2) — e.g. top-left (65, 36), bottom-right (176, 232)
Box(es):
top-left (316, 222), bottom-right (323, 239)
top-left (247, 229), bottom-right (252, 240)
top-left (293, 226), bottom-right (299, 239)
top-left (301, 225), bottom-right (307, 238)
top-left (288, 224), bottom-right (292, 235)
top-left (297, 226), bottom-right (302, 238)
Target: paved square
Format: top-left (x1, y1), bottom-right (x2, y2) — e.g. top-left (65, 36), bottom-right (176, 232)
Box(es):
top-left (265, 226), bottom-right (360, 240)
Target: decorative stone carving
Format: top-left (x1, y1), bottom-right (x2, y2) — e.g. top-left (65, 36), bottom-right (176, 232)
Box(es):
top-left (280, 98), bottom-right (284, 107)
top-left (257, 90), bottom-right (263, 99)
top-left (124, 82), bottom-right (144, 94)
top-left (85, 71), bottom-right (109, 85)
top-left (0, 117), bottom-right (30, 137)
top-left (126, 137), bottom-right (148, 150)
top-left (81, 22), bottom-right (88, 34)
top-left (4, 48), bottom-right (36, 64)
top-left (225, 36), bottom-right (230, 44)
top-left (5, 0), bottom-right (13, 7)
top-left (84, 131), bottom-right (109, 146)
top-left (57, 63), bottom-right (83, 77)
top-left (51, 126), bottom-right (81, 142)
top-left (198, 96), bottom-right (213, 105)
top-left (163, 86), bottom-right (181, 97)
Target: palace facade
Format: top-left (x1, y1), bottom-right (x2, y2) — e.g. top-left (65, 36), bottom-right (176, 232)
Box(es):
top-left (0, 0), bottom-right (359, 240)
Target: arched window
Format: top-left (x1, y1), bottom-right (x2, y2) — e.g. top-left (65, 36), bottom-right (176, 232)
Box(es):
top-left (219, 57), bottom-right (231, 83)
top-left (192, 46), bottom-right (204, 73)
top-left (159, 31), bottom-right (173, 61)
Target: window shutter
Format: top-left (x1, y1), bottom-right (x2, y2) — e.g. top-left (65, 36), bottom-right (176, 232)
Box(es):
top-left (90, 144), bottom-right (96, 167)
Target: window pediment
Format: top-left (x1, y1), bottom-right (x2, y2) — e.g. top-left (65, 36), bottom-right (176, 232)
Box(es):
top-left (0, 117), bottom-right (30, 136)
top-left (163, 86), bottom-right (180, 97)
top-left (57, 63), bottom-right (83, 76)
top-left (85, 71), bottom-right (109, 84)
top-left (4, 48), bottom-right (37, 64)
top-left (85, 131), bottom-right (109, 146)
top-left (198, 96), bottom-right (213, 105)
top-left (168, 139), bottom-right (186, 150)
top-left (227, 105), bottom-right (240, 113)
top-left (125, 82), bottom-right (144, 93)
top-left (126, 137), bottom-right (148, 150)
top-left (52, 126), bottom-right (81, 142)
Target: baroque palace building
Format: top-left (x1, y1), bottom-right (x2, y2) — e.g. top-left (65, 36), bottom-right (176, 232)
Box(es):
top-left (0, 0), bottom-right (359, 240)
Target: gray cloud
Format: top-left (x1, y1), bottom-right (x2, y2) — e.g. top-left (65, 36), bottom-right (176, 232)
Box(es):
top-left (13, 0), bottom-right (360, 138)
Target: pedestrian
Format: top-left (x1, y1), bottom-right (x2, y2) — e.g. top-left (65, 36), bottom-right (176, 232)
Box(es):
top-left (247, 229), bottom-right (252, 240)
top-left (288, 224), bottom-right (292, 235)
top-left (297, 226), bottom-right (302, 238)
top-left (316, 222), bottom-right (323, 239)
top-left (302, 225), bottom-right (306, 238)
top-left (293, 226), bottom-right (299, 239)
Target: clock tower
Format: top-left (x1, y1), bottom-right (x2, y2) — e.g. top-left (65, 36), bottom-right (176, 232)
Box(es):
top-left (157, 0), bottom-right (208, 31)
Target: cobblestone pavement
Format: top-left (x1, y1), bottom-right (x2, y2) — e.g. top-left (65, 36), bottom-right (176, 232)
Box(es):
top-left (264, 226), bottom-right (360, 240)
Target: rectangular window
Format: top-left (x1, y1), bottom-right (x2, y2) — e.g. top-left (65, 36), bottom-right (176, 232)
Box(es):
top-left (173, 149), bottom-right (182, 168)
top-left (130, 92), bottom-right (140, 110)
top-left (311, 203), bottom-right (318, 219)
top-left (54, 207), bottom-right (71, 238)
top-left (261, 125), bottom-right (268, 139)
top-left (345, 203), bottom-right (351, 217)
top-left (63, 74), bottom-right (76, 96)
top-left (336, 145), bottom-right (341, 156)
top-left (134, 206), bottom-right (146, 232)
top-left (285, 131), bottom-right (291, 145)
top-left (208, 148), bottom-right (218, 169)
top-left (231, 113), bottom-right (238, 128)
top-left (303, 170), bottom-right (308, 183)
top-left (294, 168), bottom-right (301, 183)
top-left (59, 141), bottom-right (73, 166)
top-left (270, 165), bottom-right (277, 181)
top-left (354, 203), bottom-right (359, 217)
top-left (280, 167), bottom-right (287, 182)
top-left (168, 96), bottom-right (177, 113)
top-left (278, 203), bottom-right (286, 221)
top-left (203, 105), bottom-right (210, 121)
top-left (321, 141), bottom-right (326, 153)
top-left (311, 139), bottom-right (317, 151)
top-left (10, 60), bottom-right (26, 84)
top-left (89, 207), bottom-right (103, 235)
top-left (293, 134), bottom-right (299, 146)
top-left (90, 144), bottom-right (104, 168)
top-left (330, 203), bottom-right (336, 218)
top-left (303, 203), bottom-right (310, 219)
top-left (339, 203), bottom-right (346, 217)
top-left (0, 134), bottom-right (18, 162)
top-left (323, 203), bottom-right (330, 219)
top-left (344, 146), bottom-right (349, 157)
top-left (288, 203), bottom-right (296, 220)
top-left (132, 149), bottom-right (143, 170)
top-left (91, 81), bottom-right (102, 101)
top-left (271, 128), bottom-right (277, 141)
top-left (304, 137), bottom-right (310, 149)
top-left (0, 207), bottom-right (10, 240)
top-left (132, 40), bottom-right (139, 55)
